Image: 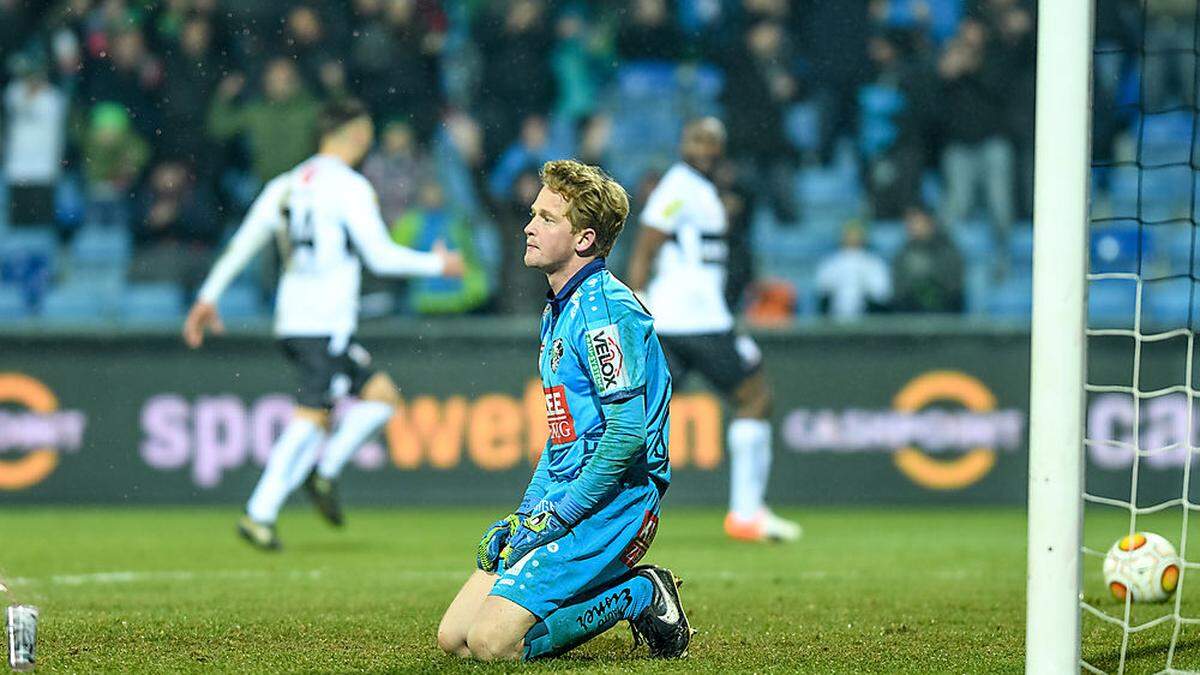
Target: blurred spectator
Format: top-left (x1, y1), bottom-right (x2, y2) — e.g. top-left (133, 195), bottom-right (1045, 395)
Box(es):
top-left (208, 58), bottom-right (319, 185)
top-left (362, 120), bottom-right (429, 226)
top-left (159, 16), bottom-right (225, 176)
top-left (476, 0), bottom-right (553, 158)
top-left (433, 110), bottom-right (488, 218)
top-left (280, 5), bottom-right (346, 97)
top-left (978, 0), bottom-right (1035, 218)
top-left (83, 27), bottom-right (164, 140)
top-left (937, 17), bottom-right (1015, 275)
top-left (798, 0), bottom-right (872, 164)
top-left (495, 169), bottom-right (551, 314)
top-left (815, 221), bottom-right (891, 320)
top-left (715, 160), bottom-right (756, 311)
top-left (82, 102), bottom-right (149, 230)
top-left (891, 206), bottom-right (964, 313)
top-left (349, 0), bottom-right (445, 138)
top-left (488, 114), bottom-right (562, 202)
top-left (616, 0), bottom-right (685, 62)
top-left (1140, 0), bottom-right (1195, 111)
top-left (575, 113), bottom-right (613, 168)
top-left (858, 29), bottom-right (937, 219)
top-left (3, 52), bottom-right (67, 227)
top-left (722, 19), bottom-right (800, 221)
top-left (390, 179), bottom-right (490, 314)
top-left (130, 160), bottom-right (221, 295)
top-left (552, 7), bottom-right (608, 122)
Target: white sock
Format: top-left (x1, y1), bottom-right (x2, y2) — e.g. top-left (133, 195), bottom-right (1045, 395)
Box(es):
top-left (246, 417), bottom-right (326, 523)
top-left (316, 400), bottom-right (394, 480)
top-left (728, 418), bottom-right (771, 520)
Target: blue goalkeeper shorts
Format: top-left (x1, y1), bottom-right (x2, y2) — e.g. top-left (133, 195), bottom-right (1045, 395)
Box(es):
top-left (489, 480), bottom-right (662, 619)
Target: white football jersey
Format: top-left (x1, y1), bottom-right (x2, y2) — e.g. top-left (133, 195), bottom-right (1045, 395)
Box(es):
top-left (639, 162), bottom-right (733, 335)
top-left (198, 154), bottom-right (444, 339)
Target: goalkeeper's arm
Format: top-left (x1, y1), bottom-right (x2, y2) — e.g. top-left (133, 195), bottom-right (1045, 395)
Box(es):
top-left (516, 439), bottom-right (553, 514)
top-left (554, 394), bottom-right (647, 525)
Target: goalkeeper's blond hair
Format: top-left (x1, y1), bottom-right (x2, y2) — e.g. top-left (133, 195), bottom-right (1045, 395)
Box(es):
top-left (539, 160), bottom-right (630, 258)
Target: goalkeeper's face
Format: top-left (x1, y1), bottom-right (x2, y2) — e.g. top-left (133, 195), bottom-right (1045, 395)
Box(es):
top-left (524, 186), bottom-right (593, 273)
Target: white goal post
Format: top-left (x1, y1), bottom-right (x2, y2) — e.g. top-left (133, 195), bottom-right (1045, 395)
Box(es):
top-left (1026, 0), bottom-right (1093, 672)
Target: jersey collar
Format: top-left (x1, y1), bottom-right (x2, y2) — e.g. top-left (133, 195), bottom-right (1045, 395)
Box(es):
top-left (547, 258), bottom-right (606, 317)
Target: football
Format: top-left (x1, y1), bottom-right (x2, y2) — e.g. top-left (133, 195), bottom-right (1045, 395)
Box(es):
top-left (1103, 532), bottom-right (1181, 603)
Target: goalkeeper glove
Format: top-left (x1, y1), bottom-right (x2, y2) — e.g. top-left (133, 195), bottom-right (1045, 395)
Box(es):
top-left (499, 499), bottom-right (571, 571)
top-left (476, 513), bottom-right (521, 573)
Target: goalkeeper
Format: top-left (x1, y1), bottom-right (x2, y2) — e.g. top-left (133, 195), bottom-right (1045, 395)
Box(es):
top-left (436, 160), bottom-right (691, 661)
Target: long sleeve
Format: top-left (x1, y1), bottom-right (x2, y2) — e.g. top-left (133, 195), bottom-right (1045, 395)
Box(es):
top-left (197, 177), bottom-right (286, 303)
top-left (517, 439), bottom-right (553, 514)
top-left (555, 395), bottom-right (647, 524)
top-left (343, 179), bottom-right (446, 277)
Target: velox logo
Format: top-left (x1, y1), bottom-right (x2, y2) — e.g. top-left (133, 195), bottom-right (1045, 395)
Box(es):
top-left (544, 385), bottom-right (577, 444)
top-left (586, 324), bottom-right (630, 396)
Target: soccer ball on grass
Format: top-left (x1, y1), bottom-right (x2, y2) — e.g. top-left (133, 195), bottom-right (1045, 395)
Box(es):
top-left (1103, 531), bottom-right (1181, 603)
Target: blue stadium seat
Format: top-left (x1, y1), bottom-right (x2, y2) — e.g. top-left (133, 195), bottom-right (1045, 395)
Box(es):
top-left (40, 282), bottom-right (115, 323)
top-left (218, 283), bottom-right (264, 320)
top-left (1143, 278), bottom-right (1195, 329)
top-left (952, 226), bottom-right (994, 264)
top-left (987, 272), bottom-right (1033, 319)
top-left (1088, 278), bottom-right (1138, 329)
top-left (121, 282), bottom-right (185, 324)
top-left (1010, 224), bottom-right (1034, 267)
top-left (1090, 223), bottom-right (1141, 274)
top-left (70, 225), bottom-right (131, 266)
top-left (1140, 111), bottom-right (1193, 167)
top-left (0, 285), bottom-right (28, 320)
top-left (868, 221), bottom-right (906, 260)
top-left (964, 263), bottom-right (991, 316)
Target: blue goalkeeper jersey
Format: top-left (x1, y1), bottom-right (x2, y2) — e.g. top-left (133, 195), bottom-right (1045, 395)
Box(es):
top-left (537, 258), bottom-right (672, 493)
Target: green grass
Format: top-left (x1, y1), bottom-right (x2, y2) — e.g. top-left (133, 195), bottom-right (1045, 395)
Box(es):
top-left (1, 505), bottom-right (1198, 673)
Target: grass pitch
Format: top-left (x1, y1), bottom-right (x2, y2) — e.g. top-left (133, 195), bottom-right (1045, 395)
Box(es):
top-left (0, 505), bottom-right (1197, 673)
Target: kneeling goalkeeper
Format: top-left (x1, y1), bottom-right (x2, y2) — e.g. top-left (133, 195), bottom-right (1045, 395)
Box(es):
top-left (437, 160), bottom-right (691, 661)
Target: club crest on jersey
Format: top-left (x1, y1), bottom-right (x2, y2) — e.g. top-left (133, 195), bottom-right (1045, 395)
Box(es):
top-left (550, 338), bottom-right (564, 373)
top-left (544, 385), bottom-right (577, 444)
top-left (586, 324), bottom-right (630, 396)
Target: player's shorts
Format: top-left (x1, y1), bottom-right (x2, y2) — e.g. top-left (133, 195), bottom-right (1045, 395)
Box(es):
top-left (278, 336), bottom-right (375, 410)
top-left (659, 331), bottom-right (762, 395)
top-left (489, 480), bottom-right (662, 620)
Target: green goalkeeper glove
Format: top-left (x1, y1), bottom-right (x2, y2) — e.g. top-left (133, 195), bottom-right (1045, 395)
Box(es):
top-left (476, 514), bottom-right (522, 573)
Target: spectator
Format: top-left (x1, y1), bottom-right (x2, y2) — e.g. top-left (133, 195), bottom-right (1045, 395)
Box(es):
top-left (208, 58), bottom-right (319, 185)
top-left (815, 221), bottom-right (891, 320)
top-left (3, 52), bottom-right (67, 228)
top-left (857, 29), bottom-right (937, 219)
top-left (891, 206), bottom-right (964, 313)
top-left (83, 26), bottom-right (164, 140)
top-left (390, 179), bottom-right (490, 314)
top-left (615, 0), bottom-right (685, 62)
top-left (129, 160), bottom-right (221, 295)
top-left (82, 102), bottom-right (149, 230)
top-left (280, 5), bottom-right (348, 99)
top-left (979, 0), bottom-right (1035, 218)
top-left (349, 0), bottom-right (445, 138)
top-left (487, 114), bottom-right (562, 202)
top-left (494, 169), bottom-right (550, 314)
top-left (721, 19), bottom-right (800, 220)
top-left (551, 7), bottom-right (608, 122)
top-left (475, 0), bottom-right (553, 158)
top-left (797, 0), bottom-right (872, 164)
top-left (432, 110), bottom-right (488, 219)
top-left (159, 16), bottom-right (225, 176)
top-left (362, 120), bottom-right (429, 226)
top-left (937, 17), bottom-right (1015, 277)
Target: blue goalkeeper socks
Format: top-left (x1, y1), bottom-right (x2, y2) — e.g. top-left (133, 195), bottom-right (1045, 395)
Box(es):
top-left (522, 573), bottom-right (654, 660)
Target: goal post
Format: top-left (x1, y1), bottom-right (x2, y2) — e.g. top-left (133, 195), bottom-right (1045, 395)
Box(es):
top-left (1026, 0), bottom-right (1094, 672)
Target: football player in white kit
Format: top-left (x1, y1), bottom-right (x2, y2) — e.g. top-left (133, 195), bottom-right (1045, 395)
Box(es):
top-left (182, 99), bottom-right (464, 550)
top-left (626, 117), bottom-right (800, 543)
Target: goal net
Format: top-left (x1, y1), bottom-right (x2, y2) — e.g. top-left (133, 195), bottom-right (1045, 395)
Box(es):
top-left (1029, 0), bottom-right (1200, 673)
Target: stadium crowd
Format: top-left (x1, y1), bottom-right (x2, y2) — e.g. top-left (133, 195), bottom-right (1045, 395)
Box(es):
top-left (0, 0), bottom-right (1176, 324)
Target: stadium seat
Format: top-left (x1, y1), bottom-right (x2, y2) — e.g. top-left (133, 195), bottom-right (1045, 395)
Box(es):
top-left (1088, 278), bottom-right (1138, 329)
top-left (39, 282), bottom-right (115, 323)
top-left (218, 283), bottom-right (264, 320)
top-left (1090, 223), bottom-right (1141, 274)
top-left (1010, 225), bottom-right (1034, 267)
top-left (868, 221), bottom-right (906, 260)
top-left (70, 224), bottom-right (132, 266)
top-left (965, 263), bottom-right (992, 316)
top-left (952, 225), bottom-right (994, 265)
top-left (121, 282), bottom-right (185, 324)
top-left (1140, 111), bottom-right (1193, 167)
top-left (0, 285), bottom-right (28, 320)
top-left (1143, 277), bottom-right (1195, 330)
top-left (987, 274), bottom-right (1033, 320)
